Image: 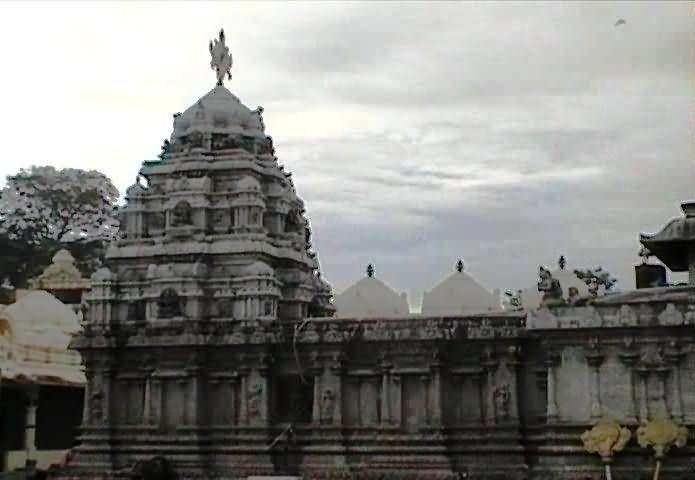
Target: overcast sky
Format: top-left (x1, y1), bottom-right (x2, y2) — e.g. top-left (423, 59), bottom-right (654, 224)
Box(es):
top-left (0, 1), bottom-right (692, 305)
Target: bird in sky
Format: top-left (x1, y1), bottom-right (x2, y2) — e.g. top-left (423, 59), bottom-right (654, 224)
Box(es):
top-left (615, 18), bottom-right (627, 27)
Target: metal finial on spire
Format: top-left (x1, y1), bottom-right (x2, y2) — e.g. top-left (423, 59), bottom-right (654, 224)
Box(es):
top-left (209, 29), bottom-right (233, 86)
top-left (558, 255), bottom-right (566, 270)
top-left (366, 264), bottom-right (374, 277)
top-left (456, 259), bottom-right (464, 273)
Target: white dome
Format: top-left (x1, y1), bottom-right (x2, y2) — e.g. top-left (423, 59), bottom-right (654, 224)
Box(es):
top-left (173, 85), bottom-right (264, 139)
top-left (53, 249), bottom-right (75, 264)
top-left (422, 270), bottom-right (500, 315)
top-left (333, 276), bottom-right (410, 317)
top-left (243, 261), bottom-right (274, 277)
top-left (2, 290), bottom-right (80, 347)
top-left (0, 290), bottom-right (84, 385)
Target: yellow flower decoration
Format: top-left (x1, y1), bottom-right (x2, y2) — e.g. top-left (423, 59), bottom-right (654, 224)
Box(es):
top-left (581, 419), bottom-right (632, 461)
top-left (637, 417), bottom-right (688, 459)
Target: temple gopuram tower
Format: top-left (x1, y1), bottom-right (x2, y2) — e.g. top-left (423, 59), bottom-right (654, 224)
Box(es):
top-left (66, 30), bottom-right (333, 478)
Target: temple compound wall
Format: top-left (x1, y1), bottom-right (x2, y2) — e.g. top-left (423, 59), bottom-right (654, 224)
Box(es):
top-left (63, 287), bottom-right (695, 480)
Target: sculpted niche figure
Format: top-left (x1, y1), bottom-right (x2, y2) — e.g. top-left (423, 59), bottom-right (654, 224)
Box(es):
top-left (320, 388), bottom-right (335, 424)
top-left (90, 391), bottom-right (104, 423)
top-left (494, 384), bottom-right (511, 421)
top-left (247, 383), bottom-right (262, 417)
top-left (171, 201), bottom-right (192, 227)
top-left (158, 289), bottom-right (182, 318)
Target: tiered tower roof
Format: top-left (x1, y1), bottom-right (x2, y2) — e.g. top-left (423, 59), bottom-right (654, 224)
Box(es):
top-left (94, 30), bottom-right (333, 325)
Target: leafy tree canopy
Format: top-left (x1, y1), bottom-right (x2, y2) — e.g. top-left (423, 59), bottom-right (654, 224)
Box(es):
top-left (0, 166), bottom-right (120, 294)
top-left (0, 166), bottom-right (119, 244)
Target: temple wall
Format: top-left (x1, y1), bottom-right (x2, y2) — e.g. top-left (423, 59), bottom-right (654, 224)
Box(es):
top-left (62, 297), bottom-right (695, 480)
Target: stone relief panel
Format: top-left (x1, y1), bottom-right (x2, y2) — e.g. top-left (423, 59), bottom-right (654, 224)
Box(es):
top-left (402, 375), bottom-right (426, 432)
top-left (556, 346), bottom-right (591, 422)
top-left (359, 378), bottom-right (380, 426)
top-left (458, 376), bottom-right (483, 424)
top-left (161, 380), bottom-right (184, 433)
top-left (598, 354), bottom-right (631, 421)
top-left (342, 379), bottom-right (360, 426)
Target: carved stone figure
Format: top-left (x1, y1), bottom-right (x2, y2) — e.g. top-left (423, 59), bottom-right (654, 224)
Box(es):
top-left (320, 388), bottom-right (335, 424)
top-left (158, 289), bottom-right (182, 318)
top-left (538, 267), bottom-right (565, 307)
top-left (90, 391), bottom-right (104, 423)
top-left (172, 201), bottom-right (192, 226)
top-left (494, 384), bottom-right (511, 420)
top-left (247, 383), bottom-right (262, 417)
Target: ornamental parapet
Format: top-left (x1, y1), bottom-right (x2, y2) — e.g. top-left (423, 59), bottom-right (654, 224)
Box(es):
top-left (527, 285), bottom-right (695, 329)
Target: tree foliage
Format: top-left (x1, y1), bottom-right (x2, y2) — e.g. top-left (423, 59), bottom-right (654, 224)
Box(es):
top-left (0, 166), bottom-right (120, 293)
top-left (0, 166), bottom-right (119, 244)
top-left (574, 266), bottom-right (618, 291)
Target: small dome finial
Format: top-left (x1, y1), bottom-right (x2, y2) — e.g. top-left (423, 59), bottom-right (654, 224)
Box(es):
top-left (456, 259), bottom-right (464, 273)
top-left (558, 255), bottom-right (566, 270)
top-left (366, 264), bottom-right (374, 277)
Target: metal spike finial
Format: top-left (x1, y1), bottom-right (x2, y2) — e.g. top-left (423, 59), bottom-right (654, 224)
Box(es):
top-left (456, 259), bottom-right (464, 273)
top-left (209, 28), bottom-right (233, 86)
top-left (366, 264), bottom-right (374, 278)
top-left (558, 255), bottom-right (566, 270)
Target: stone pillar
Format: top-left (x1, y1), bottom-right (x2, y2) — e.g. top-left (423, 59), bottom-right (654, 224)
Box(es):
top-left (391, 374), bottom-right (402, 427)
top-left (380, 364), bottom-right (391, 427)
top-left (103, 363), bottom-right (114, 425)
top-left (482, 356), bottom-right (498, 426)
top-left (656, 365), bottom-right (669, 418)
top-left (82, 369), bottom-right (93, 426)
top-left (226, 378), bottom-right (238, 425)
top-left (330, 361), bottom-right (344, 425)
top-left (544, 352), bottom-right (560, 423)
top-left (24, 388), bottom-right (39, 457)
top-left (420, 374), bottom-right (430, 426)
top-left (665, 345), bottom-right (685, 421)
top-left (151, 376), bottom-right (163, 427)
top-left (175, 378), bottom-right (186, 425)
top-left (185, 366), bottom-right (200, 426)
top-left (637, 367), bottom-right (649, 422)
top-left (618, 349), bottom-right (639, 423)
top-left (472, 372), bottom-right (485, 424)
top-left (312, 369), bottom-right (322, 425)
top-left (430, 357), bottom-right (443, 427)
top-left (143, 372), bottom-right (152, 425)
top-left (239, 368), bottom-right (249, 425)
top-left (585, 342), bottom-right (604, 421)
top-left (505, 346), bottom-right (521, 421)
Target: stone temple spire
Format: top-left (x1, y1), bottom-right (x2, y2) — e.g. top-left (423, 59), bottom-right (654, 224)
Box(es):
top-left (209, 29), bottom-right (233, 86)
